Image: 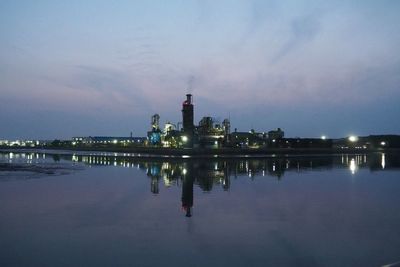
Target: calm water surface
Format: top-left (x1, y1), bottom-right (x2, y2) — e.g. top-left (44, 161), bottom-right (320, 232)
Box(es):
top-left (0, 151), bottom-right (400, 267)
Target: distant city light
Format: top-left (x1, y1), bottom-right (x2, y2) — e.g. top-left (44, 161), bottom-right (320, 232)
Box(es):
top-left (321, 135), bottom-right (327, 140)
top-left (214, 141), bottom-right (218, 145)
top-left (381, 141), bottom-right (386, 146)
top-left (113, 139), bottom-right (118, 144)
top-left (181, 136), bottom-right (188, 142)
top-left (348, 136), bottom-right (358, 142)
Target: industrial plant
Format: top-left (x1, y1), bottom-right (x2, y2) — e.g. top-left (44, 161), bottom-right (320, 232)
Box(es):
top-left (1, 93), bottom-right (399, 154)
top-left (147, 94), bottom-right (284, 149)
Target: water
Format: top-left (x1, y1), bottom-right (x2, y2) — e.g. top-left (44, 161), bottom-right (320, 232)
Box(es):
top-left (0, 151), bottom-right (400, 267)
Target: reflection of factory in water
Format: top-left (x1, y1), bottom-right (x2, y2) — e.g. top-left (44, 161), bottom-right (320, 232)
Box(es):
top-left (2, 151), bottom-right (398, 217)
top-left (62, 152), bottom-right (399, 188)
top-left (2, 152), bottom-right (395, 183)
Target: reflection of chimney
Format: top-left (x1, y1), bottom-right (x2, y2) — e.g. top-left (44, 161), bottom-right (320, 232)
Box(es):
top-left (151, 177), bottom-right (159, 194)
top-left (184, 206), bottom-right (192, 217)
top-left (181, 163), bottom-right (194, 217)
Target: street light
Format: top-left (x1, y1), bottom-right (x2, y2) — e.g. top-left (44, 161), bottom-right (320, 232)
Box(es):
top-left (348, 136), bottom-right (358, 142)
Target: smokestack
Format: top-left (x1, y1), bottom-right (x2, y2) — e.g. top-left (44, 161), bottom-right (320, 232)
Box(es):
top-left (186, 94), bottom-right (192, 104)
top-left (182, 94), bottom-right (194, 148)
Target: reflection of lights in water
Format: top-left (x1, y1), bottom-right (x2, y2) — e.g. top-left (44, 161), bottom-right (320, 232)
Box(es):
top-left (113, 161), bottom-right (117, 166)
top-left (162, 162), bottom-right (170, 170)
top-left (350, 158), bottom-right (357, 174)
top-left (272, 163), bottom-right (276, 172)
top-left (164, 177), bottom-right (172, 187)
top-left (381, 153), bottom-right (386, 169)
top-left (214, 163), bottom-right (218, 171)
top-left (9, 152), bottom-right (14, 159)
top-left (72, 154), bottom-right (78, 162)
top-left (182, 168), bottom-right (187, 175)
top-left (262, 170), bottom-right (265, 176)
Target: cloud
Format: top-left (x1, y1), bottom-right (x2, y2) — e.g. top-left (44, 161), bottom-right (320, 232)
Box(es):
top-left (271, 13), bottom-right (322, 62)
top-left (69, 65), bottom-right (152, 113)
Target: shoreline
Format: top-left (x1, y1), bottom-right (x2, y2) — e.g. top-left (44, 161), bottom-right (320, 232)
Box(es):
top-left (1, 146), bottom-right (398, 159)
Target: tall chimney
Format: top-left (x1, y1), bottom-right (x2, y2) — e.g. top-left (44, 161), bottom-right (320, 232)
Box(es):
top-left (182, 94), bottom-right (194, 147)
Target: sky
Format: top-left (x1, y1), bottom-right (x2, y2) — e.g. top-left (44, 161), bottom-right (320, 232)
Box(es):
top-left (1, 0), bottom-right (400, 139)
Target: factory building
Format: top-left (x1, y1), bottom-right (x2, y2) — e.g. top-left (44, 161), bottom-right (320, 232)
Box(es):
top-left (147, 94), bottom-right (284, 149)
top-left (147, 114), bottom-right (162, 145)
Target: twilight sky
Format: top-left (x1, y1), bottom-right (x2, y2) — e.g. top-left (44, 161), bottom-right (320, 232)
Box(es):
top-left (1, 0), bottom-right (400, 139)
